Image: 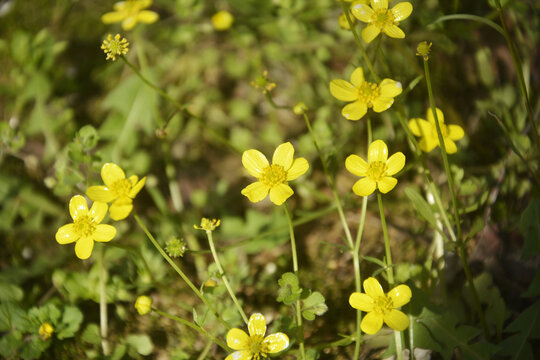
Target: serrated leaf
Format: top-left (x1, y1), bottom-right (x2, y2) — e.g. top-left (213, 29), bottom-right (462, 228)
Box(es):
top-left (277, 272), bottom-right (302, 306)
top-left (301, 291), bottom-right (327, 320)
top-left (57, 306), bottom-right (83, 339)
top-left (405, 187), bottom-right (437, 228)
top-left (519, 198), bottom-right (540, 258)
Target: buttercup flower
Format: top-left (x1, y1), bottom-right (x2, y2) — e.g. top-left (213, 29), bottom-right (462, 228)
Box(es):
top-left (408, 108), bottom-right (465, 154)
top-left (329, 67), bottom-right (402, 120)
top-left (101, 0), bottom-right (159, 31)
top-left (241, 142), bottom-right (309, 205)
top-left (416, 41), bottom-right (432, 61)
top-left (86, 163), bottom-right (146, 221)
top-left (226, 313), bottom-right (289, 360)
top-left (212, 10), bottom-right (234, 31)
top-left (55, 195), bottom-right (117, 259)
top-left (250, 70), bottom-right (276, 94)
top-left (39, 322), bottom-right (54, 341)
top-left (101, 34), bottom-right (129, 61)
top-left (351, 0), bottom-right (413, 43)
top-left (349, 277), bottom-right (412, 334)
top-left (135, 295), bottom-right (152, 315)
top-left (345, 140), bottom-right (405, 196)
top-left (194, 218), bottom-right (221, 231)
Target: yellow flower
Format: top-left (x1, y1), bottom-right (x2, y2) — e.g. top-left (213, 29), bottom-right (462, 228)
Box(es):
top-left (416, 41), bottom-right (432, 61)
top-left (39, 322), bottom-right (54, 341)
top-left (349, 277), bottom-right (412, 334)
top-left (86, 163), bottom-right (146, 221)
top-left (241, 142), bottom-right (309, 205)
top-left (194, 218), bottom-right (221, 231)
top-left (338, 12), bottom-right (356, 30)
top-left (351, 0), bottom-right (413, 43)
top-left (212, 10), bottom-right (234, 31)
top-left (226, 313), bottom-right (289, 360)
top-left (134, 295), bottom-right (152, 315)
top-left (101, 0), bottom-right (159, 31)
top-left (329, 67), bottom-right (402, 120)
top-left (408, 108), bottom-right (465, 154)
top-left (345, 139), bottom-right (405, 196)
top-left (101, 34), bottom-right (129, 61)
top-left (250, 70), bottom-right (276, 94)
top-left (55, 195), bottom-right (117, 259)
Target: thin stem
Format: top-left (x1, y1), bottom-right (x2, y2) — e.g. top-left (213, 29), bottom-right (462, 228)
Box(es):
top-left (133, 214), bottom-right (231, 330)
top-left (205, 229), bottom-right (249, 325)
top-left (284, 204), bottom-right (306, 360)
top-left (376, 192), bottom-right (394, 285)
top-left (98, 245), bottom-right (110, 356)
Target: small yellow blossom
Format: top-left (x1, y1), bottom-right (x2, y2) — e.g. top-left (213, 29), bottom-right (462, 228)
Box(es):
top-left (212, 10), bottom-right (234, 31)
top-left (293, 102), bottom-right (308, 115)
top-left (330, 67), bottom-right (402, 120)
top-left (39, 322), bottom-right (54, 341)
top-left (135, 295), bottom-right (152, 315)
top-left (55, 195), bottom-right (117, 259)
top-left (86, 163), bottom-right (146, 221)
top-left (204, 278), bottom-right (218, 288)
top-left (102, 0), bottom-right (159, 31)
top-left (250, 70), bottom-right (276, 94)
top-left (194, 218), bottom-right (221, 231)
top-left (349, 277), bottom-right (412, 334)
top-left (416, 41), bottom-right (432, 61)
top-left (351, 0), bottom-right (413, 43)
top-left (241, 142), bottom-right (309, 205)
top-left (408, 108), bottom-right (465, 154)
top-left (226, 313), bottom-right (289, 360)
top-left (101, 34), bottom-right (129, 61)
top-left (346, 140), bottom-right (405, 196)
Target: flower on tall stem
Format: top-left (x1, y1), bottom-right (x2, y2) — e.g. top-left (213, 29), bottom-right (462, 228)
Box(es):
top-left (345, 140), bottom-right (405, 196)
top-left (408, 107), bottom-right (465, 154)
top-left (330, 67), bottom-right (402, 120)
top-left (226, 313), bottom-right (289, 360)
top-left (55, 195), bottom-right (117, 259)
top-left (101, 34), bottom-right (129, 61)
top-left (349, 277), bottom-right (412, 334)
top-left (351, 0), bottom-right (413, 43)
top-left (101, 0), bottom-right (159, 31)
top-left (241, 142), bottom-right (309, 205)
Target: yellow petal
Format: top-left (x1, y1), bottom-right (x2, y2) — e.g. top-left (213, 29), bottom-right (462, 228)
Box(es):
top-left (225, 351), bottom-right (250, 360)
top-left (387, 284), bottom-right (412, 308)
top-left (386, 152), bottom-right (405, 176)
top-left (372, 97), bottom-right (394, 113)
top-left (378, 79), bottom-right (402, 98)
top-left (352, 178), bottom-right (377, 196)
top-left (368, 140), bottom-right (388, 163)
top-left (109, 199), bottom-right (133, 220)
top-left (448, 124), bottom-right (465, 141)
top-left (371, 0), bottom-right (388, 10)
top-left (101, 11), bottom-right (125, 24)
top-left (443, 139), bottom-right (458, 154)
top-left (248, 313), bottom-right (267, 337)
top-left (269, 183), bottom-right (294, 205)
top-left (87, 186), bottom-right (116, 203)
top-left (351, 3), bottom-right (374, 23)
top-left (345, 154), bottom-right (368, 177)
top-left (426, 107), bottom-right (445, 125)
top-left (377, 176), bottom-right (398, 193)
top-left (363, 277), bottom-right (384, 298)
top-left (75, 237), bottom-right (94, 260)
top-left (242, 150), bottom-right (269, 178)
top-left (139, 0), bottom-right (153, 8)
top-left (419, 137), bottom-right (438, 153)
top-left (408, 118), bottom-right (431, 137)
top-left (89, 201), bottom-right (108, 224)
top-left (264, 332), bottom-right (289, 353)
top-left (362, 24), bottom-right (381, 43)
top-left (382, 24), bottom-right (405, 38)
top-left (391, 2), bottom-right (413, 21)
top-left (287, 158), bottom-right (309, 181)
top-left (361, 311), bottom-right (384, 334)
top-left (137, 10), bottom-right (159, 24)
top-left (272, 142), bottom-right (294, 169)
top-left (350, 67), bottom-right (365, 87)
top-left (342, 100), bottom-right (368, 120)
top-left (129, 177), bottom-right (146, 198)
top-left (69, 195), bottom-right (88, 220)
top-left (329, 79), bottom-right (358, 102)
top-left (349, 292), bottom-right (374, 311)
top-left (241, 182), bottom-right (270, 203)
top-left (56, 224), bottom-right (78, 244)
top-left (93, 224), bottom-right (117, 242)
top-left (101, 163), bottom-right (126, 187)
top-left (122, 17), bottom-right (137, 30)
top-left (383, 309), bottom-right (409, 331)
top-left (226, 328), bottom-right (250, 350)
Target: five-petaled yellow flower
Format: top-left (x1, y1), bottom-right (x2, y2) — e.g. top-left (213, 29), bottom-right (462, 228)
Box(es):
top-left (55, 195), bottom-right (117, 259)
top-left (346, 140), bottom-right (405, 196)
top-left (102, 0), bottom-right (159, 31)
top-left (212, 10), bottom-right (234, 31)
top-left (351, 0), bottom-right (413, 43)
top-left (101, 34), bottom-right (129, 61)
top-left (86, 163), bottom-right (146, 221)
top-left (39, 322), bottom-right (54, 341)
top-left (241, 142), bottom-right (309, 205)
top-left (349, 277), bottom-right (412, 334)
top-left (408, 108), bottom-right (465, 154)
top-left (330, 67), bottom-right (402, 120)
top-left (226, 313), bottom-right (289, 360)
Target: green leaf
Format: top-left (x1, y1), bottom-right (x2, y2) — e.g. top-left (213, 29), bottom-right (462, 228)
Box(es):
top-left (57, 306), bottom-right (83, 339)
top-left (277, 272), bottom-right (302, 306)
top-left (497, 301), bottom-right (540, 359)
top-left (519, 198), bottom-right (540, 258)
top-left (81, 323), bottom-right (101, 344)
top-left (126, 334), bottom-right (153, 355)
top-left (405, 187), bottom-right (437, 228)
top-left (0, 281), bottom-right (23, 301)
top-left (301, 291), bottom-right (328, 321)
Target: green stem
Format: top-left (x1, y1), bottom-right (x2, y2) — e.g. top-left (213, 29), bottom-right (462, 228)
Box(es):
top-left (153, 308), bottom-right (228, 350)
top-left (133, 214), bottom-right (231, 330)
top-left (205, 229), bottom-right (249, 325)
top-left (283, 205), bottom-right (306, 360)
top-left (98, 245), bottom-right (110, 356)
top-left (376, 192), bottom-right (394, 285)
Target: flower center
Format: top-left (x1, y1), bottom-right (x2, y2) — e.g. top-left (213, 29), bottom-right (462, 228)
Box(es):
top-left (357, 82), bottom-right (380, 107)
top-left (373, 295), bottom-right (393, 315)
top-left (371, 9), bottom-right (395, 28)
top-left (367, 161), bottom-right (387, 181)
top-left (74, 215), bottom-right (96, 237)
top-left (110, 178), bottom-right (132, 197)
top-left (248, 335), bottom-right (268, 359)
top-left (260, 164), bottom-right (287, 187)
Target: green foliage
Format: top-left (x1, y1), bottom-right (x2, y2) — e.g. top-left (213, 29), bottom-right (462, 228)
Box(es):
top-left (519, 198), bottom-right (540, 258)
top-left (301, 291), bottom-right (328, 321)
top-left (277, 272), bottom-right (302, 305)
top-left (497, 301), bottom-right (540, 360)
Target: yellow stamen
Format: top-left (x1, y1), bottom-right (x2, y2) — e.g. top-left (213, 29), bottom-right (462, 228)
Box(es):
top-left (74, 215), bottom-right (96, 237)
top-left (367, 161), bottom-right (387, 181)
top-left (260, 164), bottom-right (287, 187)
top-left (357, 82), bottom-right (380, 107)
